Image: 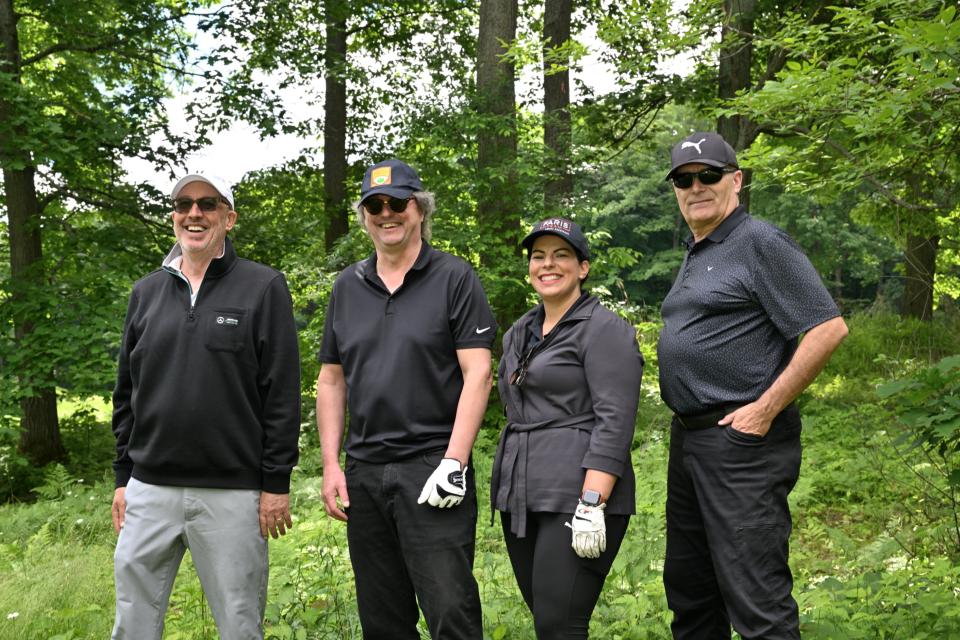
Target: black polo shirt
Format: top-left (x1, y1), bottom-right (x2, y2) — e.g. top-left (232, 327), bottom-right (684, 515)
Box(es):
top-left (319, 242), bottom-right (497, 462)
top-left (657, 207), bottom-right (840, 415)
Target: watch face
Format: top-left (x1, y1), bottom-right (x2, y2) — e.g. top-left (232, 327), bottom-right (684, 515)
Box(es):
top-left (582, 489), bottom-right (602, 506)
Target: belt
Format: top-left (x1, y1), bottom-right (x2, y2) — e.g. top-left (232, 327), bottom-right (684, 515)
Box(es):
top-left (673, 406), bottom-right (742, 430)
top-left (673, 402), bottom-right (798, 431)
top-left (491, 412), bottom-right (594, 538)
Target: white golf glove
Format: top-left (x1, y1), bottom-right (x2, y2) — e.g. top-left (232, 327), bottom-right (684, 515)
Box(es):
top-left (565, 500), bottom-right (606, 559)
top-left (417, 458), bottom-right (467, 508)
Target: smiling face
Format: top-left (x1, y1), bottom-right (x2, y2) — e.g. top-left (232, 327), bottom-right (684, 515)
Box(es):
top-left (672, 162), bottom-right (742, 241)
top-left (528, 234), bottom-right (589, 306)
top-left (171, 181), bottom-right (236, 260)
top-left (362, 195), bottom-right (423, 254)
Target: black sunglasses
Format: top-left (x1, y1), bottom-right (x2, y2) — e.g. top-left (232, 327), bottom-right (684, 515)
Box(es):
top-left (173, 196), bottom-right (228, 213)
top-left (363, 196), bottom-right (411, 215)
top-left (671, 167), bottom-right (737, 189)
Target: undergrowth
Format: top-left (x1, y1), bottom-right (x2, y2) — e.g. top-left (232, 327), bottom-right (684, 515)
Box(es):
top-left (0, 311), bottom-right (958, 638)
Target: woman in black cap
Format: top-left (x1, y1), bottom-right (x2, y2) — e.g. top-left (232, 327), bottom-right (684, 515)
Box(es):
top-left (491, 217), bottom-right (644, 638)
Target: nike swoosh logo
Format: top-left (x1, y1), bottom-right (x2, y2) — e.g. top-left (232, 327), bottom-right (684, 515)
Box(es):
top-left (476, 327), bottom-right (491, 334)
top-left (707, 266), bottom-right (714, 271)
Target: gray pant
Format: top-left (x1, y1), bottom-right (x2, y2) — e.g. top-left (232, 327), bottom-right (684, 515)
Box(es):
top-left (112, 478), bottom-right (268, 640)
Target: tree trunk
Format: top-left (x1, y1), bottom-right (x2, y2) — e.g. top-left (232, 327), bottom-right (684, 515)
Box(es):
top-left (901, 234), bottom-right (938, 321)
top-left (477, 0), bottom-right (518, 223)
top-left (718, 0), bottom-right (757, 210)
top-left (323, 0), bottom-right (348, 252)
top-left (543, 0), bottom-right (572, 212)
top-left (0, 0), bottom-right (64, 464)
top-left (477, 0), bottom-right (520, 349)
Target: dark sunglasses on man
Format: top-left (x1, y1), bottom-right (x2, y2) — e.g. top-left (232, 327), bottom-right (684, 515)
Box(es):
top-left (363, 196), bottom-right (412, 215)
top-left (671, 167), bottom-right (737, 189)
top-left (173, 196), bottom-right (229, 213)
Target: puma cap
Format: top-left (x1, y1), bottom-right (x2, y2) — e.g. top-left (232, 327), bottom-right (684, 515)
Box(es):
top-left (667, 132), bottom-right (739, 180)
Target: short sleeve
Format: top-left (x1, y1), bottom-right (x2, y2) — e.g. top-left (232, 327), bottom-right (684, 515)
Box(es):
top-left (751, 227), bottom-right (840, 339)
top-left (317, 283), bottom-right (341, 364)
top-left (448, 265), bottom-right (497, 349)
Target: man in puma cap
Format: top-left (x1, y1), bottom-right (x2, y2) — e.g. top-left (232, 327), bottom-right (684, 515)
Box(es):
top-left (316, 159), bottom-right (496, 639)
top-left (658, 132), bottom-right (848, 639)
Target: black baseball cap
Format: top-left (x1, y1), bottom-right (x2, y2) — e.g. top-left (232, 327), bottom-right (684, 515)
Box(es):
top-left (666, 132), bottom-right (739, 180)
top-left (521, 217), bottom-right (590, 261)
top-left (360, 159), bottom-right (423, 202)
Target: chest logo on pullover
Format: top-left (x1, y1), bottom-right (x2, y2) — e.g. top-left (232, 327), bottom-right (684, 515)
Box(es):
top-left (216, 316), bottom-right (240, 326)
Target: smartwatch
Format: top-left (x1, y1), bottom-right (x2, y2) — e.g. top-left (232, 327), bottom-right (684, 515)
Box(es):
top-left (580, 489), bottom-right (602, 507)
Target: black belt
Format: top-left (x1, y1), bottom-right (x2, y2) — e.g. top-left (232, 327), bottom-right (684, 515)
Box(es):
top-left (674, 405), bottom-right (742, 430)
top-left (674, 403), bottom-right (798, 431)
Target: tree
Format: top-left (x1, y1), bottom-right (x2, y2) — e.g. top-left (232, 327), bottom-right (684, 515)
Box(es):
top-left (0, 0), bottom-right (201, 465)
top-left (543, 0), bottom-right (573, 211)
top-left (728, 0), bottom-right (960, 318)
top-left (477, 0), bottom-right (524, 329)
top-left (717, 0), bottom-right (758, 208)
top-left (323, 0), bottom-right (348, 251)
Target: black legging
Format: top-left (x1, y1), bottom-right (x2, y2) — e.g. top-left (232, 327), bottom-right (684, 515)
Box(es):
top-left (501, 511), bottom-right (630, 639)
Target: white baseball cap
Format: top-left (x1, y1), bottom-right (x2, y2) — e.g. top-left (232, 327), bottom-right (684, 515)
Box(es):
top-left (171, 173), bottom-right (234, 208)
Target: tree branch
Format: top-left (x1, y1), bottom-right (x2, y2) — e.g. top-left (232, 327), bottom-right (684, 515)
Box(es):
top-left (791, 125), bottom-right (937, 212)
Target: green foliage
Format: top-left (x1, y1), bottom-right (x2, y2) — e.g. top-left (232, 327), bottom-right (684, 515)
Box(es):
top-left (728, 0), bottom-right (960, 304)
top-left (1, 312), bottom-right (959, 637)
top-left (878, 355), bottom-right (960, 458)
top-left (822, 311), bottom-right (960, 385)
top-left (31, 464), bottom-right (76, 502)
top-left (799, 560), bottom-right (960, 639)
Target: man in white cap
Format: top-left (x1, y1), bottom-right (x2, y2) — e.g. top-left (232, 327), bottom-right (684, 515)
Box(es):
top-left (110, 173), bottom-right (301, 639)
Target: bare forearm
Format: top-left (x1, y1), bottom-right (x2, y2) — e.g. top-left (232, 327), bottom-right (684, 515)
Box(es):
top-left (445, 364), bottom-right (493, 467)
top-left (582, 469), bottom-right (618, 503)
top-left (756, 316), bottom-right (849, 417)
top-left (316, 367), bottom-right (347, 469)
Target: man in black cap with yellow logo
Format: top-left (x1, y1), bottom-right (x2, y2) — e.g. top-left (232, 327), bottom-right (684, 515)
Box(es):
top-left (316, 159), bottom-right (496, 639)
top-left (657, 133), bottom-right (848, 639)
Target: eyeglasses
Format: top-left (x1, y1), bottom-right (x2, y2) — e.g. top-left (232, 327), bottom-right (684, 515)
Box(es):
top-left (670, 167), bottom-right (736, 189)
top-left (173, 196), bottom-right (228, 213)
top-left (363, 197), bottom-right (411, 215)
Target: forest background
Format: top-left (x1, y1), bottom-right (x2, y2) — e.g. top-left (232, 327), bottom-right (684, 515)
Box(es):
top-left (1, 0), bottom-right (960, 637)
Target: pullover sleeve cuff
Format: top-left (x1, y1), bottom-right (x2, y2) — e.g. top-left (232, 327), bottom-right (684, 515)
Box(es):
top-left (114, 465), bottom-right (132, 488)
top-left (581, 453), bottom-right (627, 478)
top-left (262, 471), bottom-right (292, 494)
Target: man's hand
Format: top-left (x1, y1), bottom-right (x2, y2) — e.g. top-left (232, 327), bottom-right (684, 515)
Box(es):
top-left (112, 487), bottom-right (126, 535)
top-left (322, 465), bottom-right (350, 522)
top-left (718, 402), bottom-right (775, 437)
top-left (418, 458), bottom-right (466, 508)
top-left (566, 501), bottom-right (606, 559)
top-left (259, 491), bottom-right (293, 539)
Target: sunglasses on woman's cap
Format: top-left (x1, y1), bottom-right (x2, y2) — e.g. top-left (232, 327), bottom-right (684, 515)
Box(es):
top-left (670, 167), bottom-right (737, 189)
top-left (363, 196), bottom-right (412, 215)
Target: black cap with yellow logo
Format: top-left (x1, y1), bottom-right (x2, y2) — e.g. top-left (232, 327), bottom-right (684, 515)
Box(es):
top-left (360, 159), bottom-right (423, 203)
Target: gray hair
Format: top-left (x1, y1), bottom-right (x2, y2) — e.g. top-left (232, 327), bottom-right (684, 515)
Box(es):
top-left (355, 191), bottom-right (435, 242)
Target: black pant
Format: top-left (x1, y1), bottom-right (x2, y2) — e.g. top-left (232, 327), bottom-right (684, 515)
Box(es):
top-left (663, 409), bottom-right (802, 640)
top-left (345, 452), bottom-right (482, 640)
top-left (502, 511), bottom-right (630, 639)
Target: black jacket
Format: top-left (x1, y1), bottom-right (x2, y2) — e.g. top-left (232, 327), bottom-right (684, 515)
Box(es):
top-left (112, 238), bottom-right (301, 493)
top-left (491, 294), bottom-right (644, 537)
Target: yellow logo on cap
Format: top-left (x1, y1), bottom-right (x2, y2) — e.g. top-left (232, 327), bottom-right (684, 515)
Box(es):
top-left (371, 167), bottom-right (392, 186)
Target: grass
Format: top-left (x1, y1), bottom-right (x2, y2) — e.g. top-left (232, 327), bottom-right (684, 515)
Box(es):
top-left (1, 311), bottom-right (959, 638)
